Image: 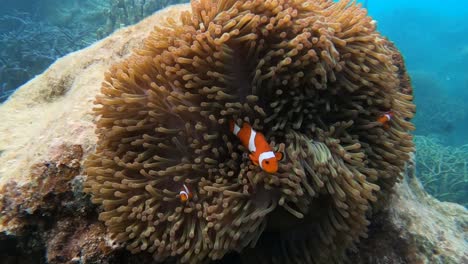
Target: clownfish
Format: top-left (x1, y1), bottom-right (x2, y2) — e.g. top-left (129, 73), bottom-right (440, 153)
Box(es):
top-left (179, 184), bottom-right (193, 203)
top-left (377, 111), bottom-right (394, 129)
top-left (229, 120), bottom-right (283, 173)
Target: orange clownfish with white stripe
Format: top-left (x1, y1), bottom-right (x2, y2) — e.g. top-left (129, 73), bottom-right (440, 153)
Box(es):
top-left (377, 110), bottom-right (394, 129)
top-left (229, 120), bottom-right (283, 174)
top-left (179, 184), bottom-right (193, 203)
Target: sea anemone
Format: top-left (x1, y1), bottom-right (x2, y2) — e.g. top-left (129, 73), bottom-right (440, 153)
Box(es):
top-left (84, 0), bottom-right (415, 263)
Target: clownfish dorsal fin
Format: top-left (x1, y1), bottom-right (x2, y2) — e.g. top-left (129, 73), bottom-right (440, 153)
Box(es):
top-left (229, 119), bottom-right (235, 132)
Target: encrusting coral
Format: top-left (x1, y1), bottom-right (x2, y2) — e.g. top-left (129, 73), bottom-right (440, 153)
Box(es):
top-left (84, 0), bottom-right (415, 263)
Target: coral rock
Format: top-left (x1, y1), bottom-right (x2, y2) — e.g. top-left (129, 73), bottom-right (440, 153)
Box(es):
top-left (348, 158), bottom-right (468, 264)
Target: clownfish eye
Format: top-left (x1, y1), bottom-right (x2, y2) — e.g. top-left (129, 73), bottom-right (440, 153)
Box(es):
top-left (265, 161), bottom-right (269, 164)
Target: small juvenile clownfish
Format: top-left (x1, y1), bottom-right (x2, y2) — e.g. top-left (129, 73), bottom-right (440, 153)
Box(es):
top-left (179, 184), bottom-right (193, 203)
top-left (229, 120), bottom-right (283, 174)
top-left (377, 110), bottom-right (394, 129)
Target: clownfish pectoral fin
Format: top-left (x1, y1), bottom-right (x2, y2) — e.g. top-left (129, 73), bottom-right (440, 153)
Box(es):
top-left (249, 153), bottom-right (259, 165)
top-left (275, 151), bottom-right (284, 161)
top-left (180, 192), bottom-right (188, 202)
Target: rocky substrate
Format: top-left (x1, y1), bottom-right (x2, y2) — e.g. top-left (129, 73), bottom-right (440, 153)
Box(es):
top-left (0, 4), bottom-right (466, 264)
top-left (347, 157), bottom-right (467, 264)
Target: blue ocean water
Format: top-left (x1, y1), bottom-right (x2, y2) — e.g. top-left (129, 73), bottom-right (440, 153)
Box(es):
top-left (0, 0), bottom-right (467, 205)
top-left (362, 0), bottom-right (468, 206)
top-left (364, 0), bottom-right (468, 143)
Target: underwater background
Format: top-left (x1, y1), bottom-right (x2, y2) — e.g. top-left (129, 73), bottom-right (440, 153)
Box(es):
top-left (0, 0), bottom-right (467, 207)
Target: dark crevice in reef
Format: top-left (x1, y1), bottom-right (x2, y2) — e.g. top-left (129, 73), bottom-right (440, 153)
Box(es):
top-left (346, 207), bottom-right (415, 264)
top-left (0, 228), bottom-right (46, 264)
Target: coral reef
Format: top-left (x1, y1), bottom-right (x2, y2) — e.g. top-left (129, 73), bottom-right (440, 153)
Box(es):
top-left (0, 82), bottom-right (12, 101)
top-left (414, 135), bottom-right (468, 206)
top-left (85, 0), bottom-right (415, 263)
top-left (0, 0), bottom-right (191, 104)
top-left (98, 0), bottom-right (189, 38)
top-left (0, 8), bottom-right (100, 102)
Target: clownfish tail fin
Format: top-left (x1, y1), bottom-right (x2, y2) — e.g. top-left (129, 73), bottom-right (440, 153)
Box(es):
top-left (229, 120), bottom-right (235, 133)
